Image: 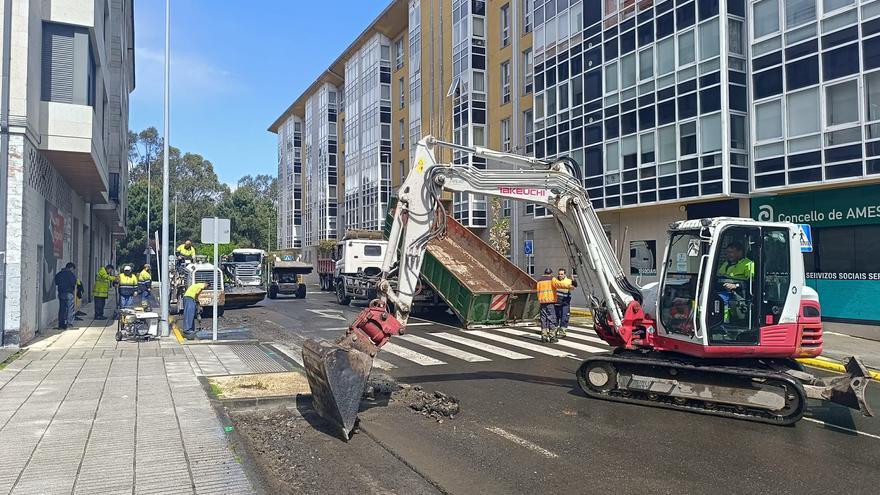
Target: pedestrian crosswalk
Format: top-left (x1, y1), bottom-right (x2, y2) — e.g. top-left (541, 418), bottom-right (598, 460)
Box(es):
top-left (284, 324), bottom-right (614, 371)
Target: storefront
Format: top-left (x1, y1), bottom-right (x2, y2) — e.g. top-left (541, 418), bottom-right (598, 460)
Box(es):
top-left (751, 185), bottom-right (880, 325)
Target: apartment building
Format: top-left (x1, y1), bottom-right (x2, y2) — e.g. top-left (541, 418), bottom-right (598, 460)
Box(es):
top-left (271, 0), bottom-right (879, 332)
top-left (0, 0), bottom-right (135, 346)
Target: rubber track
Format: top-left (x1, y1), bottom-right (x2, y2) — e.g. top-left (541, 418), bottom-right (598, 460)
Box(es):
top-left (577, 352), bottom-right (808, 425)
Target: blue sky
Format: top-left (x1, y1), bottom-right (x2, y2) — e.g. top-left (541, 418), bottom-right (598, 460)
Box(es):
top-left (130, 0), bottom-right (389, 186)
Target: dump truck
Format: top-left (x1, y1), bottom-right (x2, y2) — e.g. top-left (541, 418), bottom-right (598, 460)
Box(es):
top-left (170, 257), bottom-right (225, 316)
top-left (267, 255), bottom-right (312, 299)
top-left (384, 197), bottom-right (539, 327)
top-left (221, 248), bottom-right (267, 308)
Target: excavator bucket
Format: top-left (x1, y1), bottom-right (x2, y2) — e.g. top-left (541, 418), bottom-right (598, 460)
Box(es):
top-left (302, 337), bottom-right (375, 440)
top-left (801, 356), bottom-right (874, 417)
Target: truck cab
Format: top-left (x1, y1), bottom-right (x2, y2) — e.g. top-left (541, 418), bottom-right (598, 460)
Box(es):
top-left (333, 238), bottom-right (387, 305)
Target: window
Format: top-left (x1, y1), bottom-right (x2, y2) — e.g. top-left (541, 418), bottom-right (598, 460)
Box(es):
top-left (41, 22), bottom-right (94, 105)
top-left (640, 131), bottom-right (655, 164)
top-left (501, 4), bottom-right (511, 47)
top-left (400, 160), bottom-right (407, 183)
top-left (756, 99), bottom-right (783, 140)
top-left (523, 49), bottom-right (533, 94)
top-left (657, 37), bottom-right (675, 76)
top-left (823, 0), bottom-right (854, 12)
top-left (473, 71), bottom-right (486, 93)
top-left (680, 121), bottom-right (697, 155)
top-left (395, 38), bottom-right (404, 70)
top-left (622, 135), bottom-right (638, 169)
top-left (502, 199), bottom-right (512, 217)
top-left (523, 109), bottom-right (534, 152)
top-left (700, 113), bottom-right (722, 153)
top-left (728, 19), bottom-right (744, 56)
top-left (523, 0), bottom-right (533, 34)
top-left (571, 2), bottom-right (584, 33)
top-left (473, 125), bottom-right (486, 146)
top-left (699, 19), bottom-right (720, 61)
top-left (621, 53), bottom-right (636, 88)
top-left (606, 141), bottom-right (620, 172)
top-left (867, 72), bottom-right (880, 122)
top-left (399, 77), bottom-right (405, 108)
top-left (730, 114), bottom-right (747, 149)
top-left (826, 80), bottom-right (859, 126)
top-left (753, 0), bottom-right (780, 38)
top-left (501, 118), bottom-right (511, 151)
top-left (399, 119), bottom-right (406, 150)
top-left (785, 0), bottom-right (815, 29)
top-left (787, 88), bottom-right (820, 136)
top-left (678, 30), bottom-right (695, 66)
top-left (658, 125), bottom-right (676, 162)
top-left (501, 61), bottom-right (511, 103)
top-left (639, 47), bottom-right (654, 81)
top-left (605, 62), bottom-right (618, 93)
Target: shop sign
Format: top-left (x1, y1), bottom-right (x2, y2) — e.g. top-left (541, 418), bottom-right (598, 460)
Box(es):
top-left (751, 184), bottom-right (880, 228)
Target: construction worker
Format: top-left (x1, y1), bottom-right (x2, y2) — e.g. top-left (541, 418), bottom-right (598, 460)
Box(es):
top-left (117, 265), bottom-right (139, 309)
top-left (176, 239), bottom-right (196, 263)
top-left (181, 281), bottom-right (210, 339)
top-left (138, 264), bottom-right (153, 308)
top-left (536, 268), bottom-right (558, 343)
top-left (54, 262), bottom-right (77, 329)
top-left (92, 264), bottom-right (115, 320)
top-left (552, 268), bottom-right (578, 338)
top-left (717, 240), bottom-right (755, 324)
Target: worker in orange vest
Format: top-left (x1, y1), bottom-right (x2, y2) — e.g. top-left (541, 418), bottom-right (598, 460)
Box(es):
top-left (536, 268), bottom-right (558, 343)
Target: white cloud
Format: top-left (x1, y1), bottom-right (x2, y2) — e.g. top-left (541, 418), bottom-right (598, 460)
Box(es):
top-left (133, 46), bottom-right (239, 102)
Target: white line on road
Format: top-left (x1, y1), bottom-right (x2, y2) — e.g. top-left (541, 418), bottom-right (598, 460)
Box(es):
top-left (381, 343), bottom-right (447, 366)
top-left (526, 326), bottom-right (608, 346)
top-left (316, 322), bottom-right (436, 332)
top-left (466, 331), bottom-right (576, 357)
top-left (494, 328), bottom-right (608, 354)
top-left (802, 418), bottom-right (880, 440)
top-left (372, 358), bottom-right (397, 370)
top-left (397, 335), bottom-right (492, 362)
top-left (485, 427), bottom-right (559, 459)
top-left (430, 332), bottom-right (533, 360)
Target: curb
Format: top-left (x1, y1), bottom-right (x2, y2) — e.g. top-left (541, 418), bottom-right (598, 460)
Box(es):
top-left (571, 308), bottom-right (592, 317)
top-left (797, 357), bottom-right (880, 381)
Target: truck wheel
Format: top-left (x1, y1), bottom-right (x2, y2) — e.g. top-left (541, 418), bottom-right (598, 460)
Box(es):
top-left (336, 281), bottom-right (351, 305)
top-left (296, 284), bottom-right (307, 299)
top-left (268, 287), bottom-right (278, 299)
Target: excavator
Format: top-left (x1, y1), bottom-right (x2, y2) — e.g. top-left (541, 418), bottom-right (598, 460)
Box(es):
top-left (303, 136), bottom-right (873, 439)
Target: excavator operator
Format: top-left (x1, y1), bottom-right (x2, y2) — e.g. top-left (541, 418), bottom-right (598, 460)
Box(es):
top-left (717, 240), bottom-right (754, 324)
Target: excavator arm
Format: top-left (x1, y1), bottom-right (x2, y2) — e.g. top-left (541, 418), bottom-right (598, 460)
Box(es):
top-left (302, 136), bottom-right (650, 438)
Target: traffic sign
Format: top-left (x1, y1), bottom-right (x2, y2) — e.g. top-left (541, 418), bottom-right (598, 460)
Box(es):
top-left (281, 255), bottom-right (294, 261)
top-left (797, 224), bottom-right (813, 253)
top-left (523, 239), bottom-right (534, 255)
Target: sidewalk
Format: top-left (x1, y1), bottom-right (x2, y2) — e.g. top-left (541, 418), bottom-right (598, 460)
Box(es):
top-left (0, 308), bottom-right (255, 494)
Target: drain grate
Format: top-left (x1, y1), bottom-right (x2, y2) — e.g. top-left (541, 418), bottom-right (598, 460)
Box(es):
top-left (229, 344), bottom-right (289, 373)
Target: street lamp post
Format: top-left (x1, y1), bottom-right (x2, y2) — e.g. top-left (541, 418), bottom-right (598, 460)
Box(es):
top-left (146, 161), bottom-right (151, 267)
top-left (159, 0), bottom-right (171, 336)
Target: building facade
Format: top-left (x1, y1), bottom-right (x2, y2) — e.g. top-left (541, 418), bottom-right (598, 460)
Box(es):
top-left (276, 115), bottom-right (303, 249)
top-left (1, 0), bottom-right (135, 346)
top-left (271, 0), bottom-right (879, 330)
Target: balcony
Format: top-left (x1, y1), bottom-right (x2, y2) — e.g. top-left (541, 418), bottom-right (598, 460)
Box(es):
top-left (38, 100), bottom-right (109, 203)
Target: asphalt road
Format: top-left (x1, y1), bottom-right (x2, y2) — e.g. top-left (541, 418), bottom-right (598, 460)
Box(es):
top-left (224, 287), bottom-right (880, 495)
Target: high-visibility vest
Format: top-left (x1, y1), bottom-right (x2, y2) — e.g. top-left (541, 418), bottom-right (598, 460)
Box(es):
top-left (536, 278), bottom-right (557, 304)
top-left (138, 269), bottom-right (152, 283)
top-left (177, 244), bottom-right (196, 258)
top-left (93, 268), bottom-right (114, 298)
top-left (184, 282), bottom-right (207, 299)
top-left (718, 258), bottom-right (754, 281)
top-left (552, 277), bottom-right (574, 299)
top-left (118, 273), bottom-right (138, 287)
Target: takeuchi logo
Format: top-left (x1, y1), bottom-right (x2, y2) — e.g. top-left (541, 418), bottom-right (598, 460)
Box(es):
top-left (498, 186), bottom-right (548, 197)
top-left (757, 204), bottom-right (774, 221)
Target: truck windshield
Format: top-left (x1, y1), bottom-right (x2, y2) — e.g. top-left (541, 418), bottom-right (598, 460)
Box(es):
top-left (659, 231), bottom-right (704, 338)
top-left (232, 253), bottom-right (261, 262)
top-left (363, 245), bottom-right (383, 257)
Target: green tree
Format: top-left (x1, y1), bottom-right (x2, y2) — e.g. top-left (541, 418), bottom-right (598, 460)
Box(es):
top-left (217, 174), bottom-right (277, 251)
top-left (488, 197), bottom-right (511, 256)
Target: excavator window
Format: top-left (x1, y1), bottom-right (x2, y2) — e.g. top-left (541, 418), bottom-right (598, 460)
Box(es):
top-left (708, 227), bottom-right (759, 345)
top-left (659, 231), bottom-right (704, 337)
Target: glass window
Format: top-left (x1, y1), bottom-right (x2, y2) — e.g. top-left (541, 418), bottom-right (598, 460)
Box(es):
top-left (787, 88), bottom-right (820, 136)
top-left (701, 113), bottom-right (722, 152)
top-left (730, 114), bottom-right (747, 149)
top-left (786, 56), bottom-right (819, 91)
top-left (678, 30), bottom-right (695, 66)
top-left (622, 53), bottom-right (637, 88)
top-left (559, 81), bottom-right (570, 109)
top-left (501, 61), bottom-right (511, 103)
top-left (680, 121), bottom-right (697, 155)
top-left (756, 99), bottom-right (783, 140)
top-left (754, 68), bottom-right (783, 99)
top-left (699, 19), bottom-right (720, 61)
top-left (473, 71), bottom-right (486, 92)
top-left (785, 0), bottom-right (815, 29)
top-left (571, 2), bottom-right (584, 32)
top-left (523, 0), bottom-right (533, 34)
top-left (501, 3), bottom-right (510, 47)
top-left (823, 0), bottom-right (854, 12)
top-left (639, 47), bottom-right (654, 80)
top-left (640, 131), bottom-right (655, 164)
top-left (826, 79), bottom-right (859, 126)
top-left (754, 0), bottom-right (780, 38)
top-left (728, 19), bottom-right (744, 56)
top-left (657, 37), bottom-right (675, 75)
top-left (659, 125), bottom-right (676, 161)
top-left (547, 88), bottom-right (557, 114)
top-left (605, 62), bottom-right (618, 93)
top-left (606, 141), bottom-right (620, 171)
top-left (523, 49), bottom-right (534, 94)
top-left (822, 44), bottom-right (859, 81)
top-left (622, 135), bottom-right (638, 169)
top-left (867, 71), bottom-right (880, 122)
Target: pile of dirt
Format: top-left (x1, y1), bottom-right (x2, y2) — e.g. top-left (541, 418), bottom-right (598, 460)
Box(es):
top-left (393, 384), bottom-right (460, 422)
top-left (209, 371), bottom-right (311, 399)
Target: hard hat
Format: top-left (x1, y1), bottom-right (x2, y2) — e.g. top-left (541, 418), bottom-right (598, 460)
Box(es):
top-left (123, 265), bottom-right (132, 272)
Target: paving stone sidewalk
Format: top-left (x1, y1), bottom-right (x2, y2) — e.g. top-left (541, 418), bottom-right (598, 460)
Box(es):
top-left (0, 313), bottom-right (255, 495)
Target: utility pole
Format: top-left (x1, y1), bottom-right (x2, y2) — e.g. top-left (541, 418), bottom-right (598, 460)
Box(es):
top-left (173, 196), bottom-right (177, 250)
top-left (146, 161), bottom-right (151, 266)
top-left (159, 0), bottom-right (171, 336)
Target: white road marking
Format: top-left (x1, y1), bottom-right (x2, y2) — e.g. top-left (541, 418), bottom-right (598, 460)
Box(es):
top-left (398, 335), bottom-right (491, 362)
top-left (306, 309), bottom-right (347, 320)
top-left (466, 331), bottom-right (575, 357)
top-left (485, 426), bottom-right (559, 459)
top-left (316, 322), bottom-right (435, 332)
top-left (381, 343), bottom-right (447, 366)
top-left (372, 358), bottom-right (397, 370)
top-left (802, 418), bottom-right (880, 440)
top-left (527, 326), bottom-right (608, 345)
top-left (430, 332), bottom-right (533, 360)
top-left (494, 328), bottom-right (608, 354)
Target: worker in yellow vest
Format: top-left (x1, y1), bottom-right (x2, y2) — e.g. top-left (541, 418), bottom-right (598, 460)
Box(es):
top-left (92, 264), bottom-right (115, 320)
top-left (176, 240), bottom-right (197, 263)
top-left (536, 268), bottom-right (558, 343)
top-left (181, 281), bottom-right (210, 339)
top-left (117, 265), bottom-right (139, 309)
top-left (551, 268), bottom-right (578, 339)
top-left (138, 264), bottom-right (153, 309)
